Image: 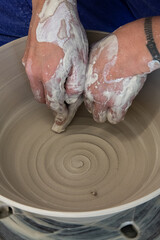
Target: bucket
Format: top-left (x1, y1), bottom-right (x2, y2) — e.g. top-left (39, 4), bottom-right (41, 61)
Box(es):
top-left (0, 31), bottom-right (160, 239)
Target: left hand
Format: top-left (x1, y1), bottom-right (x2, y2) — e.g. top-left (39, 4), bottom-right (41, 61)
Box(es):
top-left (22, 0), bottom-right (88, 132)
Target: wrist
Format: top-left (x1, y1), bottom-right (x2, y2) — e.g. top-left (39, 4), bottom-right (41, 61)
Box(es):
top-left (37, 0), bottom-right (77, 23)
top-left (114, 18), bottom-right (154, 76)
top-left (32, 0), bottom-right (77, 14)
top-left (150, 16), bottom-right (160, 58)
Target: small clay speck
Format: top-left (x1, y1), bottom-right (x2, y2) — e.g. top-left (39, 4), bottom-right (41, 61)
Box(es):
top-left (91, 191), bottom-right (98, 196)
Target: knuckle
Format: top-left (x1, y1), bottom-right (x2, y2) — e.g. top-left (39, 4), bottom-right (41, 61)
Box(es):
top-left (25, 58), bottom-right (40, 80)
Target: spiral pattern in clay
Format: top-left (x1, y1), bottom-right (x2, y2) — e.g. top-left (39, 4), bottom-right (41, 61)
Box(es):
top-left (0, 99), bottom-right (160, 212)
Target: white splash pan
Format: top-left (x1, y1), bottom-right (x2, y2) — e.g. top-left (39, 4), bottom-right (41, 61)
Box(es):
top-left (0, 32), bottom-right (160, 223)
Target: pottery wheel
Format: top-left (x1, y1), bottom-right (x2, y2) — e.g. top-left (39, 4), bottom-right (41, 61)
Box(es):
top-left (0, 36), bottom-right (160, 213)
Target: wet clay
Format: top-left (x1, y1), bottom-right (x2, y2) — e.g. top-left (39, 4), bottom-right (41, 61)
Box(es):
top-left (0, 34), bottom-right (160, 213)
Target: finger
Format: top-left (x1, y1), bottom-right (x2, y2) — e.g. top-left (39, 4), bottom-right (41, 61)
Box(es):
top-left (30, 80), bottom-right (46, 103)
top-left (44, 86), bottom-right (67, 124)
top-left (52, 96), bottom-right (83, 133)
top-left (22, 35), bottom-right (31, 67)
top-left (22, 46), bottom-right (29, 67)
top-left (84, 98), bottom-right (93, 114)
top-left (107, 74), bottom-right (147, 124)
top-left (45, 87), bottom-right (68, 124)
top-left (107, 106), bottom-right (128, 124)
top-left (65, 61), bottom-right (86, 104)
top-left (44, 74), bottom-right (68, 124)
top-left (22, 54), bottom-right (27, 67)
top-left (54, 104), bottom-right (68, 126)
top-left (44, 55), bottom-right (73, 126)
top-left (25, 60), bottom-right (45, 103)
top-left (92, 102), bottom-right (108, 123)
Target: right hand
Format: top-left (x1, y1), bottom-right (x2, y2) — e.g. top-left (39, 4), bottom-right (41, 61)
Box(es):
top-left (22, 0), bottom-right (88, 130)
top-left (84, 18), bottom-right (160, 124)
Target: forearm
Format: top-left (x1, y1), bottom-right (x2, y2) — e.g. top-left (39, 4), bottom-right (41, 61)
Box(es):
top-left (32, 0), bottom-right (45, 12)
top-left (113, 16), bottom-right (160, 78)
top-left (32, 0), bottom-right (77, 14)
top-left (29, 0), bottom-right (78, 44)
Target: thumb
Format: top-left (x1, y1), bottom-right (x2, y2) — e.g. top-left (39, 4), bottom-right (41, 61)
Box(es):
top-left (52, 96), bottom-right (83, 133)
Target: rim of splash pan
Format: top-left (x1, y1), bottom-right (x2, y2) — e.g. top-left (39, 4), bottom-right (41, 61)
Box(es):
top-left (0, 35), bottom-right (160, 218)
top-left (0, 190), bottom-right (160, 218)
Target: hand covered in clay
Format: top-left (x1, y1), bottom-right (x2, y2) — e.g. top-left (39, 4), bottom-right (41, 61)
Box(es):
top-left (85, 18), bottom-right (160, 123)
top-left (22, 0), bottom-right (88, 132)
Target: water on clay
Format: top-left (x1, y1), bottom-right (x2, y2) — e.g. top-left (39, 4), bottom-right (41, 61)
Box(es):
top-left (0, 33), bottom-right (160, 213)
